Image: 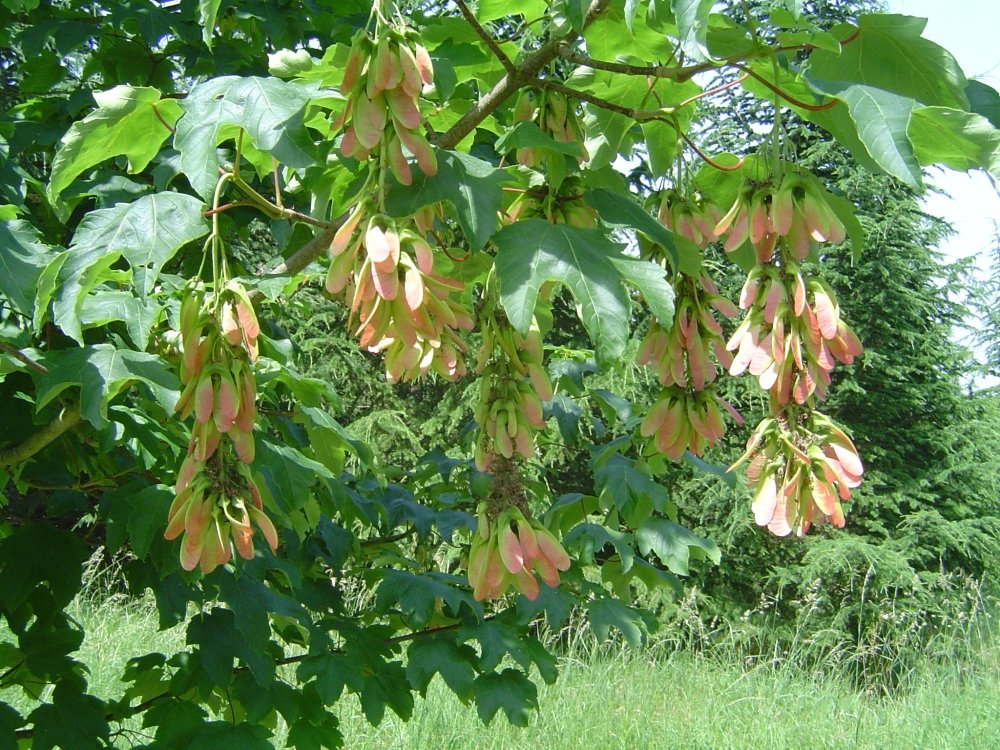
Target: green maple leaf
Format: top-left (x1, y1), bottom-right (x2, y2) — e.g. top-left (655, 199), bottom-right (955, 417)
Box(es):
top-left (27, 682), bottom-right (109, 750)
top-left (405, 636), bottom-right (478, 701)
top-left (188, 721), bottom-right (274, 750)
top-left (296, 653), bottom-right (360, 705)
top-left (472, 668), bottom-right (538, 727)
top-left (807, 14), bottom-right (969, 111)
top-left (48, 86), bottom-right (181, 202)
top-left (672, 0), bottom-right (716, 61)
top-left (586, 597), bottom-right (652, 649)
top-left (0, 704), bottom-right (22, 750)
top-left (0, 523), bottom-right (87, 612)
top-left (562, 522), bottom-right (635, 572)
top-left (385, 150), bottom-right (509, 251)
top-left (493, 220), bottom-right (631, 364)
top-left (461, 620), bottom-right (558, 683)
top-left (594, 454), bottom-right (671, 528)
top-left (186, 607), bottom-right (274, 687)
top-left (50, 192), bottom-right (206, 343)
top-left (175, 76), bottom-right (319, 200)
top-left (585, 187), bottom-right (701, 277)
top-left (79, 291), bottom-right (163, 350)
top-left (635, 517), bottom-right (721, 577)
top-left (0, 220), bottom-right (59, 316)
top-left (375, 570), bottom-right (481, 628)
top-left (909, 106), bottom-right (1000, 181)
top-left (286, 718), bottom-right (344, 750)
top-left (359, 659), bottom-right (414, 725)
top-left (36, 344), bottom-right (179, 429)
top-left (198, 0), bottom-right (223, 48)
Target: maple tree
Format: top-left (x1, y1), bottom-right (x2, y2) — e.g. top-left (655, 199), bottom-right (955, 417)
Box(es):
top-left (1, 0), bottom-right (998, 746)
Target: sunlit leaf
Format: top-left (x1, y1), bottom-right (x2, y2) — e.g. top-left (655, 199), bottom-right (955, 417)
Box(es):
top-left (48, 86), bottom-right (181, 201)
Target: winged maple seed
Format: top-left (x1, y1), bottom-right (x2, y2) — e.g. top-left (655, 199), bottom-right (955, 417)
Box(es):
top-left (713, 173), bottom-right (847, 263)
top-left (727, 263), bottom-right (863, 407)
top-left (636, 263), bottom-right (743, 458)
top-left (658, 191), bottom-right (725, 249)
top-left (334, 27), bottom-right (436, 180)
top-left (468, 491), bottom-right (570, 602)
top-left (637, 273), bottom-right (739, 392)
top-left (640, 161), bottom-right (865, 535)
top-left (511, 88), bottom-right (589, 168)
top-left (731, 412), bottom-right (864, 537)
top-left (473, 315), bottom-right (552, 471)
top-left (640, 386), bottom-right (744, 460)
top-left (166, 283), bottom-right (278, 573)
top-left (165, 454), bottom-right (278, 573)
top-left (506, 177), bottom-right (597, 227)
top-left (325, 202), bottom-right (473, 382)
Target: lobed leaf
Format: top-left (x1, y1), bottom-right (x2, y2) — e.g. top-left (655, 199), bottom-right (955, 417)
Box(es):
top-left (471, 668), bottom-right (538, 726)
top-left (385, 150), bottom-right (510, 251)
top-left (493, 220), bottom-right (631, 364)
top-left (36, 344), bottom-right (179, 429)
top-left (0, 220), bottom-right (59, 316)
top-left (48, 86), bottom-right (181, 202)
top-left (175, 76), bottom-right (320, 200)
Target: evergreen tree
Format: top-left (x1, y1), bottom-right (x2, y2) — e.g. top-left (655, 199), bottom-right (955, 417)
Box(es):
top-left (664, 1), bottom-right (1000, 678)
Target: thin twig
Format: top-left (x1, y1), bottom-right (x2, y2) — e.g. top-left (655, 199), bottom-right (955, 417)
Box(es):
top-left (435, 0), bottom-right (610, 149)
top-left (676, 73), bottom-right (748, 108)
top-left (731, 63), bottom-right (839, 111)
top-left (556, 43), bottom-right (712, 80)
top-left (531, 78), bottom-right (639, 119)
top-left (272, 157), bottom-right (284, 210)
top-left (0, 659), bottom-right (25, 685)
top-left (557, 24), bottom-right (861, 84)
top-left (0, 341), bottom-right (49, 374)
top-left (359, 528), bottom-right (417, 547)
top-left (679, 131), bottom-right (744, 171)
top-left (223, 170), bottom-right (334, 229)
top-left (203, 201), bottom-right (257, 216)
top-left (0, 402), bottom-right (82, 468)
top-left (266, 223), bottom-right (339, 278)
top-left (454, 0), bottom-right (516, 76)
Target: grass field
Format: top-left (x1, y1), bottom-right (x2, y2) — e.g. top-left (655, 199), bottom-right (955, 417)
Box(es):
top-left (4, 593), bottom-right (998, 750)
top-left (335, 644), bottom-right (1000, 750)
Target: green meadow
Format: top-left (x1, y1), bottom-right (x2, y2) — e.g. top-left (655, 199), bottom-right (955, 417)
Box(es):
top-left (6, 590), bottom-right (995, 750)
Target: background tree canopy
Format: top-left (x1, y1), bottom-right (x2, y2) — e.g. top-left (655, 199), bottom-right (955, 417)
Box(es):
top-left (1, 0), bottom-right (998, 746)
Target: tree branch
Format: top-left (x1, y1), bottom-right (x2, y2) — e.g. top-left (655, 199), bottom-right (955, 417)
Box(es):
top-left (0, 402), bottom-right (82, 468)
top-left (434, 0), bottom-right (610, 149)
top-left (556, 25), bottom-right (861, 84)
top-left (267, 225), bottom-right (338, 278)
top-left (454, 0), bottom-right (516, 76)
top-left (556, 43), bottom-right (708, 80)
top-left (731, 62), bottom-right (839, 111)
top-left (531, 78), bottom-right (652, 120)
top-left (359, 527), bottom-right (417, 548)
top-left (0, 341), bottom-right (48, 374)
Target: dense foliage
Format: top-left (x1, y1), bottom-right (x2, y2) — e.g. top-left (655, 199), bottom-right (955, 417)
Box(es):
top-left (1, 0), bottom-right (998, 746)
